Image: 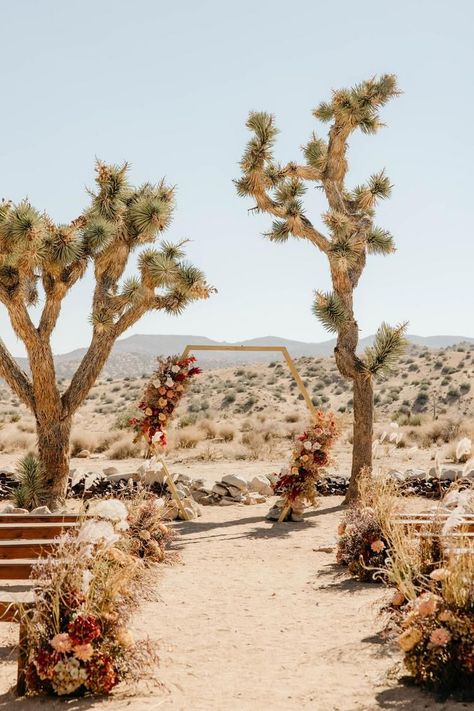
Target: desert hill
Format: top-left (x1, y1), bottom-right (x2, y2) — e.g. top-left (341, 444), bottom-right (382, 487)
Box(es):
top-left (11, 333), bottom-right (474, 379)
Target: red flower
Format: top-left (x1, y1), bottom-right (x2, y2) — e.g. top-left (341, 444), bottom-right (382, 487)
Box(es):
top-left (313, 450), bottom-right (328, 466)
top-left (85, 653), bottom-right (118, 694)
top-left (189, 367), bottom-right (202, 376)
top-left (68, 614), bottom-right (101, 646)
top-left (33, 647), bottom-right (61, 680)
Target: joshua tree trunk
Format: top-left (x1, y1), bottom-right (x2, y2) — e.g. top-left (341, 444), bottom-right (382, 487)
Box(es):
top-left (346, 373), bottom-right (373, 502)
top-left (36, 416), bottom-right (72, 509)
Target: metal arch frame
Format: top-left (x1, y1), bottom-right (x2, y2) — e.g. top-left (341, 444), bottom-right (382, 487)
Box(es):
top-left (179, 344), bottom-right (317, 523)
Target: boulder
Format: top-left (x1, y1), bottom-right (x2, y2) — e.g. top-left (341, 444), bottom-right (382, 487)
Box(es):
top-left (176, 473), bottom-right (192, 484)
top-left (249, 475), bottom-right (273, 496)
top-left (212, 483), bottom-right (230, 497)
top-left (0, 504), bottom-right (15, 513)
top-left (221, 474), bottom-right (248, 491)
top-left (440, 469), bottom-right (458, 482)
top-left (76, 450), bottom-right (91, 459)
top-left (103, 466), bottom-right (119, 477)
top-left (106, 471), bottom-right (135, 483)
top-left (404, 468), bottom-right (426, 481)
top-left (180, 498), bottom-right (201, 519)
top-left (218, 498), bottom-right (235, 506)
top-left (290, 512), bottom-right (304, 523)
top-left (264, 472), bottom-right (279, 486)
top-left (265, 506), bottom-right (281, 521)
top-left (30, 506), bottom-right (52, 515)
top-left (11, 508), bottom-right (29, 514)
top-left (226, 484), bottom-right (244, 499)
top-left (0, 466), bottom-right (15, 477)
top-left (387, 469), bottom-right (405, 482)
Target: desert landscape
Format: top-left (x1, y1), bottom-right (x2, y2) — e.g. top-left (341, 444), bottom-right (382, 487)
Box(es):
top-left (0, 3), bottom-right (473, 708)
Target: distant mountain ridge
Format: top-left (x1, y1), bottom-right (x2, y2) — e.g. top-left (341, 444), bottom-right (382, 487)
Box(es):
top-left (10, 333), bottom-right (474, 379)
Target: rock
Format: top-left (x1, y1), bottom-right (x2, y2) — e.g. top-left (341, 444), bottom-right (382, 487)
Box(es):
top-left (243, 495), bottom-right (256, 505)
top-left (106, 471), bottom-right (135, 483)
top-left (254, 495), bottom-right (267, 504)
top-left (30, 506), bottom-right (52, 515)
top-left (199, 495), bottom-right (217, 506)
top-left (76, 450), bottom-right (91, 459)
top-left (191, 489), bottom-right (210, 504)
top-left (162, 500), bottom-right (179, 520)
top-left (264, 472), bottom-right (278, 486)
top-left (11, 508), bottom-right (29, 514)
top-left (387, 469), bottom-right (405, 482)
top-left (191, 478), bottom-right (206, 489)
top-left (0, 504), bottom-right (15, 513)
top-left (176, 473), bottom-right (192, 484)
top-left (176, 484), bottom-right (191, 498)
top-left (405, 468), bottom-right (426, 481)
top-left (212, 483), bottom-right (230, 497)
top-left (221, 474), bottom-right (248, 491)
top-left (103, 466), bottom-right (119, 477)
top-left (142, 468), bottom-right (166, 485)
top-left (466, 469), bottom-right (474, 480)
top-left (180, 498), bottom-right (201, 519)
top-left (440, 469), bottom-right (457, 482)
top-left (0, 466), bottom-right (15, 476)
top-left (265, 506), bottom-right (281, 521)
top-left (249, 475), bottom-right (273, 496)
top-left (226, 484), bottom-right (244, 499)
top-left (218, 498), bottom-right (235, 506)
top-left (290, 512), bottom-right (304, 522)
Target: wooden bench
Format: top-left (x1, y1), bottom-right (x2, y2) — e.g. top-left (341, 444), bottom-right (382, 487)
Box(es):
top-left (0, 513), bottom-right (82, 694)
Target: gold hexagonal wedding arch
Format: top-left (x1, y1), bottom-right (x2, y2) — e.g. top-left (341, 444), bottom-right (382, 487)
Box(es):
top-left (179, 344), bottom-right (317, 419)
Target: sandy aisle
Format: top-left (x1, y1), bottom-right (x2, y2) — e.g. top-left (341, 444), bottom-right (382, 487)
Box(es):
top-left (0, 498), bottom-right (468, 710)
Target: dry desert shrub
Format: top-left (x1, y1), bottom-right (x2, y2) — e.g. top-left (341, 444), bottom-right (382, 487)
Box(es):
top-left (0, 428), bottom-right (35, 453)
top-left (106, 434), bottom-right (142, 460)
top-left (198, 419), bottom-right (217, 439)
top-left (124, 492), bottom-right (174, 564)
top-left (170, 425), bottom-right (204, 450)
top-left (218, 425), bottom-right (235, 442)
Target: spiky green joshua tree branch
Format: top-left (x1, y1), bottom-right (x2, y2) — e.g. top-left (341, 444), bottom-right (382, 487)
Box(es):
top-left (0, 162), bottom-right (214, 507)
top-left (236, 74), bottom-right (407, 501)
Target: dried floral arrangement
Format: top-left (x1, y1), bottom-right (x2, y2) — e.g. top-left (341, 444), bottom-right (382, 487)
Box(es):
top-left (336, 471), bottom-right (398, 582)
top-left (381, 484), bottom-right (474, 699)
top-left (22, 500), bottom-right (158, 697)
top-left (273, 410), bottom-right (338, 506)
top-left (124, 491), bottom-right (174, 563)
top-left (129, 355), bottom-right (201, 449)
top-left (395, 553), bottom-right (474, 700)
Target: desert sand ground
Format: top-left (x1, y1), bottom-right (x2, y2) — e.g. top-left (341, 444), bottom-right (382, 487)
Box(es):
top-left (0, 482), bottom-right (470, 710)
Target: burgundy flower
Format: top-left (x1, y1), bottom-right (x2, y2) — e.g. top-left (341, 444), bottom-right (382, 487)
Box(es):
top-left (68, 614), bottom-right (101, 646)
top-left (85, 653), bottom-right (118, 694)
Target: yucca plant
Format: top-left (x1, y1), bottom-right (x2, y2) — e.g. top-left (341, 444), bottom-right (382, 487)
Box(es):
top-left (236, 75), bottom-right (408, 500)
top-left (0, 162), bottom-right (214, 507)
top-left (13, 454), bottom-right (48, 511)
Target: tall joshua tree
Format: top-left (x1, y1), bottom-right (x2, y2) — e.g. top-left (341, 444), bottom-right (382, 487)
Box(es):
top-left (0, 162), bottom-right (213, 507)
top-left (236, 74), bottom-right (407, 501)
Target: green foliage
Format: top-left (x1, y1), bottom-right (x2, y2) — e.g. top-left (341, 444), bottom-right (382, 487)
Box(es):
top-left (13, 454), bottom-right (48, 511)
top-left (363, 322), bottom-right (408, 377)
top-left (366, 227), bottom-right (395, 255)
top-left (312, 291), bottom-right (348, 333)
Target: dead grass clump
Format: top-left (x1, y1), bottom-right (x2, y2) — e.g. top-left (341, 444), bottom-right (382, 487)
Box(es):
top-left (218, 425), bottom-right (235, 442)
top-left (0, 429), bottom-right (35, 453)
top-left (172, 425), bottom-right (203, 449)
top-left (415, 418), bottom-right (462, 448)
top-left (198, 419), bottom-right (217, 439)
top-left (107, 434), bottom-right (142, 459)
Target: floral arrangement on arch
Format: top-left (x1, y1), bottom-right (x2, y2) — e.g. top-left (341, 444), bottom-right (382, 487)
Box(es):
top-left (273, 410), bottom-right (338, 504)
top-left (23, 500), bottom-right (157, 697)
top-left (129, 355), bottom-right (201, 449)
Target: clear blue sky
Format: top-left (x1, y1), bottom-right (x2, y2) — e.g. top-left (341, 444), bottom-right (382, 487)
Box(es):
top-left (1, 0), bottom-right (473, 356)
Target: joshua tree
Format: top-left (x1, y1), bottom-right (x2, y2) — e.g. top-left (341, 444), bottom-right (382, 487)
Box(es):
top-left (236, 74), bottom-right (407, 501)
top-left (0, 162), bottom-right (213, 507)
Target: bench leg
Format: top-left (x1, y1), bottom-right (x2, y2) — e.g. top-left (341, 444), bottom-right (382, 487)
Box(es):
top-left (16, 620), bottom-right (27, 696)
